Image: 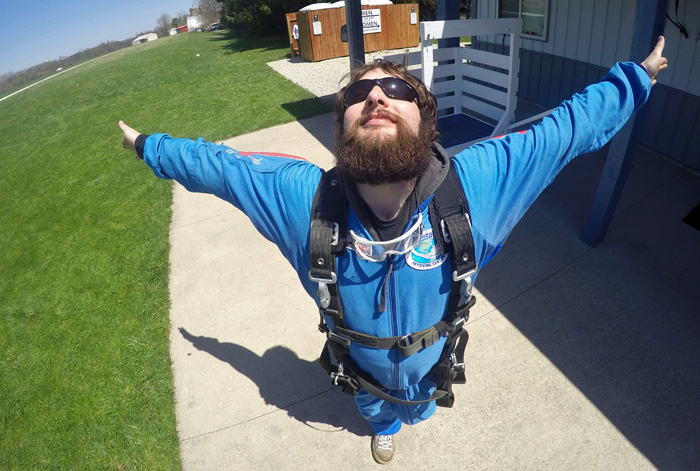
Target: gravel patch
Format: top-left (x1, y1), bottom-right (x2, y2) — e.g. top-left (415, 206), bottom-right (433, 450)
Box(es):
top-left (267, 47), bottom-right (420, 101)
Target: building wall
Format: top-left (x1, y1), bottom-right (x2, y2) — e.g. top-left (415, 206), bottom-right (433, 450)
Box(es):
top-left (660, 0), bottom-right (700, 96)
top-left (475, 0), bottom-right (700, 171)
top-left (475, 0), bottom-right (636, 69)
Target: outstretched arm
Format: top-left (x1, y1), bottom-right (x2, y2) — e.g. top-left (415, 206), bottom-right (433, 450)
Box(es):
top-left (455, 43), bottom-right (664, 249)
top-left (640, 36), bottom-right (668, 86)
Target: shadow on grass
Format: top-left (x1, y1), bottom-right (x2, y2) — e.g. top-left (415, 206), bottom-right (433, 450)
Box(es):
top-left (206, 33), bottom-right (289, 55)
top-left (179, 327), bottom-right (370, 437)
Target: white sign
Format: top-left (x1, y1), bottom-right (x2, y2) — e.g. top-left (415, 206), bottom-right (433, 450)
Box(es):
top-left (362, 8), bottom-right (381, 34)
top-left (411, 12), bottom-right (418, 25)
top-left (312, 21), bottom-right (322, 35)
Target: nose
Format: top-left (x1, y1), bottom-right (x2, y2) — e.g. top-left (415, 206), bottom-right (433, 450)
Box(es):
top-left (364, 84), bottom-right (389, 108)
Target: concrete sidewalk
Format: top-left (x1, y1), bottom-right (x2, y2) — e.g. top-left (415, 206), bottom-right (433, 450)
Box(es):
top-left (167, 112), bottom-right (700, 470)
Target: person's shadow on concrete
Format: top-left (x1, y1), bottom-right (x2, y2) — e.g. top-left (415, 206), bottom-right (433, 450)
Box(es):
top-left (179, 327), bottom-right (369, 436)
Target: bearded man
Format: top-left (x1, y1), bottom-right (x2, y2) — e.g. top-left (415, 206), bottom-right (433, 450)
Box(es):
top-left (119, 37), bottom-right (666, 464)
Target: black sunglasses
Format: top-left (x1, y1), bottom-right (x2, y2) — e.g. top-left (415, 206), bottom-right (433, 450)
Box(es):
top-left (343, 77), bottom-right (419, 109)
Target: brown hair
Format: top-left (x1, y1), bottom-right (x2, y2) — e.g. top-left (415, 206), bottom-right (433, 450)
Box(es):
top-left (334, 59), bottom-right (439, 142)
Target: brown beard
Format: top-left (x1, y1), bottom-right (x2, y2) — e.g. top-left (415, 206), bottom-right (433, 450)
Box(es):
top-left (334, 114), bottom-right (434, 185)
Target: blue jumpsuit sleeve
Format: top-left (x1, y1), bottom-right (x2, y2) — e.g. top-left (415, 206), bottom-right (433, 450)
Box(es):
top-left (142, 134), bottom-right (321, 274)
top-left (452, 61), bottom-right (651, 255)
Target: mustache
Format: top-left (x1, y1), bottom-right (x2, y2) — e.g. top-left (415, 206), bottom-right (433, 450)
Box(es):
top-left (359, 109), bottom-right (400, 126)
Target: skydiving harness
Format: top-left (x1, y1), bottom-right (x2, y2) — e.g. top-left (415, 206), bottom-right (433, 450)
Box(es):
top-left (308, 165), bottom-right (477, 408)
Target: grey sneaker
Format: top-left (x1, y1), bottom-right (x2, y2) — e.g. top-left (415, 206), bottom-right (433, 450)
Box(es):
top-left (371, 434), bottom-right (395, 464)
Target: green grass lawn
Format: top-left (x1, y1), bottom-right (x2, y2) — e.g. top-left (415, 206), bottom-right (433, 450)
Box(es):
top-left (0, 31), bottom-right (330, 470)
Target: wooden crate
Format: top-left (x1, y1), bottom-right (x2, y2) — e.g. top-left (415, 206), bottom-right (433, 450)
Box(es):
top-left (296, 4), bottom-right (419, 62)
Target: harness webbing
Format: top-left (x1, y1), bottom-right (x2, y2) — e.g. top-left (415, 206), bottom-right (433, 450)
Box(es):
top-left (309, 163), bottom-right (477, 408)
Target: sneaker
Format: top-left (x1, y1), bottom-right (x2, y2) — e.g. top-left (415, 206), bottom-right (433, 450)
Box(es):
top-left (371, 434), bottom-right (395, 464)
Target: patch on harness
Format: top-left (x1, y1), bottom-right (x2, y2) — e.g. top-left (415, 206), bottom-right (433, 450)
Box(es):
top-left (407, 228), bottom-right (448, 270)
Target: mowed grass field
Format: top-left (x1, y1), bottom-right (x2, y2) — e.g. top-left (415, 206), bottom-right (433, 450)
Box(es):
top-left (0, 32), bottom-right (331, 470)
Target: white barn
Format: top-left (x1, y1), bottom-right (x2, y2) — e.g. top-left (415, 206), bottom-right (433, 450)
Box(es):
top-left (132, 33), bottom-right (158, 45)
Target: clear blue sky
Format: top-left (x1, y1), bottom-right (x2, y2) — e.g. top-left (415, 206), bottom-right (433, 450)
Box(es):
top-left (0, 0), bottom-right (197, 76)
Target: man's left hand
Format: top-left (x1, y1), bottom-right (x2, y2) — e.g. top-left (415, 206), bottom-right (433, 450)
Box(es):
top-left (641, 36), bottom-right (668, 86)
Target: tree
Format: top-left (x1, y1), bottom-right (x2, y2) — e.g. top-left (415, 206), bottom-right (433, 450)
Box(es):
top-left (461, 0), bottom-right (472, 18)
top-left (218, 0), bottom-right (313, 36)
top-left (155, 13), bottom-right (172, 37)
top-left (199, 0), bottom-right (224, 26)
top-left (171, 11), bottom-right (190, 28)
top-left (393, 0), bottom-right (437, 20)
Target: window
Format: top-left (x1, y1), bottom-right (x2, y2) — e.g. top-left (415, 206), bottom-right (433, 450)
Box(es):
top-left (498, 0), bottom-right (548, 41)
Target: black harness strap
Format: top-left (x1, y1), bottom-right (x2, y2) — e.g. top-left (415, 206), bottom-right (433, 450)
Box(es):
top-left (329, 293), bottom-right (476, 356)
top-left (309, 168), bottom-right (347, 331)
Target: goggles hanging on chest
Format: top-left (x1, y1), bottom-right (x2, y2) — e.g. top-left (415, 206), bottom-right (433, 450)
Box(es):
top-left (349, 213), bottom-right (423, 262)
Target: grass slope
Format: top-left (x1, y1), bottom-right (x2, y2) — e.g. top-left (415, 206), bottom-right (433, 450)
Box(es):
top-left (0, 32), bottom-right (330, 470)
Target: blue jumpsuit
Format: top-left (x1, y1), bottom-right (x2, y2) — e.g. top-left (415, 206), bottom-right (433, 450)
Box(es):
top-left (142, 62), bottom-right (651, 435)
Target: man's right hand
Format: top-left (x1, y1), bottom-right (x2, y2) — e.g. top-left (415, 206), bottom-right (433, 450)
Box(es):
top-left (119, 121), bottom-right (140, 155)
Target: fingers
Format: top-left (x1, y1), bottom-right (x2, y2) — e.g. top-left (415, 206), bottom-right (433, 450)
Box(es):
top-left (119, 120), bottom-right (139, 153)
top-left (119, 120), bottom-right (136, 136)
top-left (653, 35), bottom-right (665, 55)
top-left (640, 36), bottom-right (668, 86)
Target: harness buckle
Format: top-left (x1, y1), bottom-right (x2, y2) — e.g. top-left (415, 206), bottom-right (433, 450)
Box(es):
top-left (450, 352), bottom-right (465, 373)
top-left (452, 270), bottom-right (475, 302)
top-left (331, 362), bottom-right (345, 386)
top-left (460, 278), bottom-right (474, 302)
top-left (309, 272), bottom-right (337, 309)
top-left (328, 331), bottom-right (351, 347)
top-left (329, 222), bottom-right (340, 246)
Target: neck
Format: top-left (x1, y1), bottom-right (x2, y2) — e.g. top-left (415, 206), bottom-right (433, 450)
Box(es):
top-left (356, 179), bottom-right (416, 221)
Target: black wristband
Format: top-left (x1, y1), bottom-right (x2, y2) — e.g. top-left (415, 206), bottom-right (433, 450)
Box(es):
top-left (135, 134), bottom-right (148, 160)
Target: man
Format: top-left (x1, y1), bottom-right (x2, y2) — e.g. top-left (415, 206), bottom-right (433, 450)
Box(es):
top-left (119, 37), bottom-right (667, 464)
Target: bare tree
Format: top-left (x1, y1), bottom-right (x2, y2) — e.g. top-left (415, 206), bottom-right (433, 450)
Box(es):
top-left (155, 13), bottom-right (172, 37)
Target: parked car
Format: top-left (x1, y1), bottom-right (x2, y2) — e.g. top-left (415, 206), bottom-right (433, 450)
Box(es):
top-left (205, 23), bottom-right (221, 31)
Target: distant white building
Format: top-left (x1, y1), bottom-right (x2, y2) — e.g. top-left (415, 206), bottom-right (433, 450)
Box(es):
top-left (132, 33), bottom-right (158, 45)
